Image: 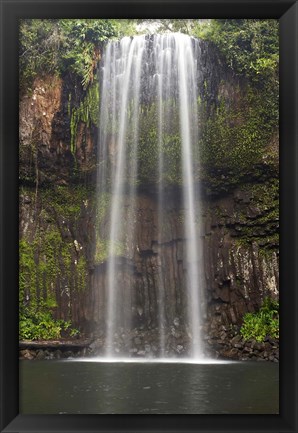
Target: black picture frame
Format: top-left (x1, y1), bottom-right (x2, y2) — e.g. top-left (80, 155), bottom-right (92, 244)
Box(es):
top-left (0, 0), bottom-right (297, 432)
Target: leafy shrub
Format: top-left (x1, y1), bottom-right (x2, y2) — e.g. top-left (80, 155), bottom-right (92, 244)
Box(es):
top-left (240, 297), bottom-right (279, 342)
top-left (19, 19), bottom-right (62, 88)
top-left (60, 19), bottom-right (117, 88)
top-left (19, 302), bottom-right (80, 341)
top-left (19, 231), bottom-right (84, 341)
top-left (196, 19), bottom-right (279, 83)
top-left (20, 19), bottom-right (117, 89)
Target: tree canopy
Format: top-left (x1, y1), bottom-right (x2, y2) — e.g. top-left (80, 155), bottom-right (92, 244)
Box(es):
top-left (195, 19), bottom-right (279, 82)
top-left (20, 19), bottom-right (118, 89)
top-left (20, 18), bottom-right (279, 91)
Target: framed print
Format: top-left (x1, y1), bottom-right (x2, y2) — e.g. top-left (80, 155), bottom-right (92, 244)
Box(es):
top-left (0, 0), bottom-right (297, 432)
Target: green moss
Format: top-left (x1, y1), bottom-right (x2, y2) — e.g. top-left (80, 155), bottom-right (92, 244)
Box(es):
top-left (96, 191), bottom-right (110, 223)
top-left (200, 85), bottom-right (278, 190)
top-left (137, 103), bottom-right (159, 183)
top-left (210, 177), bottom-right (278, 253)
top-left (136, 101), bottom-right (183, 185)
top-left (70, 81), bottom-right (100, 154)
top-left (67, 92), bottom-right (72, 117)
top-left (76, 255), bottom-right (88, 292)
top-left (126, 77), bottom-right (277, 189)
top-left (94, 191), bottom-right (127, 264)
top-left (19, 232), bottom-right (81, 340)
top-left (247, 179), bottom-right (279, 208)
top-left (94, 239), bottom-right (125, 264)
top-left (19, 239), bottom-right (37, 306)
top-left (241, 180), bottom-right (278, 228)
top-left (41, 185), bottom-right (92, 220)
top-left (19, 185), bottom-right (92, 339)
top-left (36, 229), bottom-right (72, 288)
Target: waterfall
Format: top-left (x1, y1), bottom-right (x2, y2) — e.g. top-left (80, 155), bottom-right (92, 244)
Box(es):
top-left (175, 35), bottom-right (203, 358)
top-left (97, 33), bottom-right (204, 360)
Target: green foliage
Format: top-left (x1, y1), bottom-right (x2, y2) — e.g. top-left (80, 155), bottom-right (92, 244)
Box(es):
top-left (20, 19), bottom-right (117, 90)
top-left (94, 192), bottom-right (126, 264)
top-left (70, 82), bottom-right (100, 153)
top-left (136, 19), bottom-right (196, 35)
top-left (19, 186), bottom-right (90, 341)
top-left (19, 237), bottom-right (78, 340)
top-left (245, 180), bottom-right (279, 223)
top-left (96, 192), bottom-right (110, 223)
top-left (60, 19), bottom-right (116, 45)
top-left (59, 19), bottom-right (116, 88)
top-left (19, 304), bottom-right (78, 341)
top-left (137, 102), bottom-right (183, 185)
top-left (94, 239), bottom-right (125, 264)
top-left (195, 19), bottom-right (279, 82)
top-left (197, 22), bottom-right (278, 192)
top-left (19, 20), bottom-right (62, 89)
top-left (110, 19), bottom-right (138, 37)
top-left (137, 104), bottom-right (159, 183)
top-left (41, 185), bottom-right (90, 220)
top-left (21, 231), bottom-right (72, 308)
top-left (240, 297), bottom-right (279, 342)
top-left (199, 84), bottom-right (278, 189)
top-left (229, 179), bottom-right (279, 251)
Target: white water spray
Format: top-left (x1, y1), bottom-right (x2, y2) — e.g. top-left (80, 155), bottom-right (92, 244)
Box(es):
top-left (97, 33), bottom-right (204, 360)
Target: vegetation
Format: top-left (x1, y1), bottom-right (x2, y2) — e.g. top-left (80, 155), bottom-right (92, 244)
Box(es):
top-left (19, 233), bottom-right (84, 340)
top-left (111, 19), bottom-right (138, 37)
top-left (135, 19), bottom-right (198, 34)
top-left (20, 18), bottom-right (279, 184)
top-left (199, 88), bottom-right (278, 190)
top-left (70, 81), bottom-right (100, 152)
top-left (20, 18), bottom-right (278, 85)
top-left (196, 19), bottom-right (279, 82)
top-left (20, 305), bottom-right (79, 341)
top-left (19, 238), bottom-right (74, 341)
top-left (240, 297), bottom-right (279, 342)
top-left (19, 186), bottom-right (91, 340)
top-left (234, 180), bottom-right (279, 249)
top-left (132, 18), bottom-right (279, 88)
top-left (133, 102), bottom-right (183, 185)
top-left (196, 20), bottom-right (279, 191)
top-left (41, 185), bottom-right (91, 220)
top-left (19, 19), bottom-right (280, 346)
top-left (20, 19), bottom-right (117, 90)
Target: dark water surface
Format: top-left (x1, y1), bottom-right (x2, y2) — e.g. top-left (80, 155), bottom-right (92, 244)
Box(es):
top-left (20, 360), bottom-right (279, 414)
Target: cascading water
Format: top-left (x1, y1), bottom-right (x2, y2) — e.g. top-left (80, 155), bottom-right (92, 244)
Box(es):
top-left (97, 33), bottom-right (204, 360)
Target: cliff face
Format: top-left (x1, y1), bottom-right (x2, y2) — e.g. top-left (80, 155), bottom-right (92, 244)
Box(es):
top-left (19, 40), bottom-right (279, 352)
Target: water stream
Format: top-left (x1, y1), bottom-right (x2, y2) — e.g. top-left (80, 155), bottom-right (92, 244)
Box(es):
top-left (97, 34), bottom-right (204, 359)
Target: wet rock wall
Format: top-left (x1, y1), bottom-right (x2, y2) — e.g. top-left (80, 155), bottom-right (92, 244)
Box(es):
top-left (19, 39), bottom-right (279, 354)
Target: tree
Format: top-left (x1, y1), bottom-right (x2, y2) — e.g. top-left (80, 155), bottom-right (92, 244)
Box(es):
top-left (20, 19), bottom-right (118, 90)
top-left (195, 19), bottom-right (279, 82)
